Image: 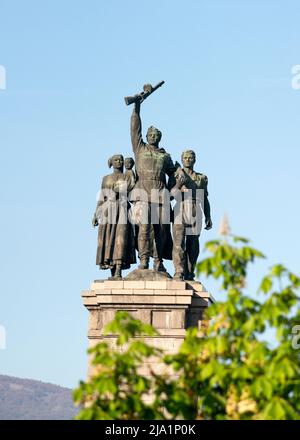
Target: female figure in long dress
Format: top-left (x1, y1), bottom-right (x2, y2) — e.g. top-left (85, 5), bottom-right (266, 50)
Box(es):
top-left (92, 154), bottom-right (136, 279)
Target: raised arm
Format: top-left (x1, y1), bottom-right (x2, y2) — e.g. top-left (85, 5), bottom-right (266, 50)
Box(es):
top-left (130, 101), bottom-right (144, 154)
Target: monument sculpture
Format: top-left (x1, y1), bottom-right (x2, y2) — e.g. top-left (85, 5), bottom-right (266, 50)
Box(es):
top-left (92, 81), bottom-right (212, 280)
top-left (83, 82), bottom-right (215, 380)
top-left (92, 154), bottom-right (136, 279)
top-left (129, 87), bottom-right (176, 272)
top-left (171, 150), bottom-right (212, 281)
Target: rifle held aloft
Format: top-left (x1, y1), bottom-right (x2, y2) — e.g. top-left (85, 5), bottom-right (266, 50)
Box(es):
top-left (124, 81), bottom-right (165, 105)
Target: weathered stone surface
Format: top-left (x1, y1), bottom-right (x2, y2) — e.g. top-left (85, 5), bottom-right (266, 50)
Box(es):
top-left (123, 281), bottom-right (146, 289)
top-left (186, 281), bottom-right (206, 292)
top-left (132, 289), bottom-right (155, 295)
top-left (111, 289), bottom-right (134, 295)
top-left (88, 310), bottom-right (99, 331)
top-left (145, 280), bottom-right (168, 290)
top-left (167, 280), bottom-right (187, 290)
top-left (82, 278), bottom-right (214, 379)
top-left (152, 310), bottom-right (185, 329)
top-left (125, 269), bottom-right (172, 281)
top-left (82, 297), bottom-right (98, 306)
top-left (81, 290), bottom-right (96, 297)
top-left (103, 280), bottom-right (124, 290)
top-left (94, 289), bottom-right (112, 295)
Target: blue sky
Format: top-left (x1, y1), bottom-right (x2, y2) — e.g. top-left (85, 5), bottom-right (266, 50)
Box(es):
top-left (0, 0), bottom-right (299, 388)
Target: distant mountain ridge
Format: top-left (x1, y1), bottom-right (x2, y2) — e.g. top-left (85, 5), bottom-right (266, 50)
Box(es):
top-left (0, 374), bottom-right (78, 420)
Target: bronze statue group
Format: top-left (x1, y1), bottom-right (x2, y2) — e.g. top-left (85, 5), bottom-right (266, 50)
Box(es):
top-left (92, 84), bottom-right (212, 281)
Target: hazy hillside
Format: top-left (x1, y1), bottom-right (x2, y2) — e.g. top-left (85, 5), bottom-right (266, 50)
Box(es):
top-left (0, 375), bottom-right (78, 420)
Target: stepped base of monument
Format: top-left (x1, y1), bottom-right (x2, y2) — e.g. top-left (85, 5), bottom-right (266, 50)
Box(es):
top-left (82, 278), bottom-right (214, 378)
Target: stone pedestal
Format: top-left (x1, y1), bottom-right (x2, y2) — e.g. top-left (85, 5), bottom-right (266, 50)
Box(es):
top-left (82, 278), bottom-right (214, 378)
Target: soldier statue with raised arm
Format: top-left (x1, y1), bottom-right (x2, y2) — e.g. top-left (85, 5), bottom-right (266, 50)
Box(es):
top-left (128, 83), bottom-right (176, 271)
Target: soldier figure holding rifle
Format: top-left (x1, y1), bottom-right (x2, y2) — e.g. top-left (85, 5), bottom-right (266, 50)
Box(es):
top-left (127, 82), bottom-right (176, 271)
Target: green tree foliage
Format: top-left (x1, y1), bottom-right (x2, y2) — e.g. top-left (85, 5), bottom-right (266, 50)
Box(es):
top-left (74, 235), bottom-right (300, 420)
top-left (73, 312), bottom-right (164, 420)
